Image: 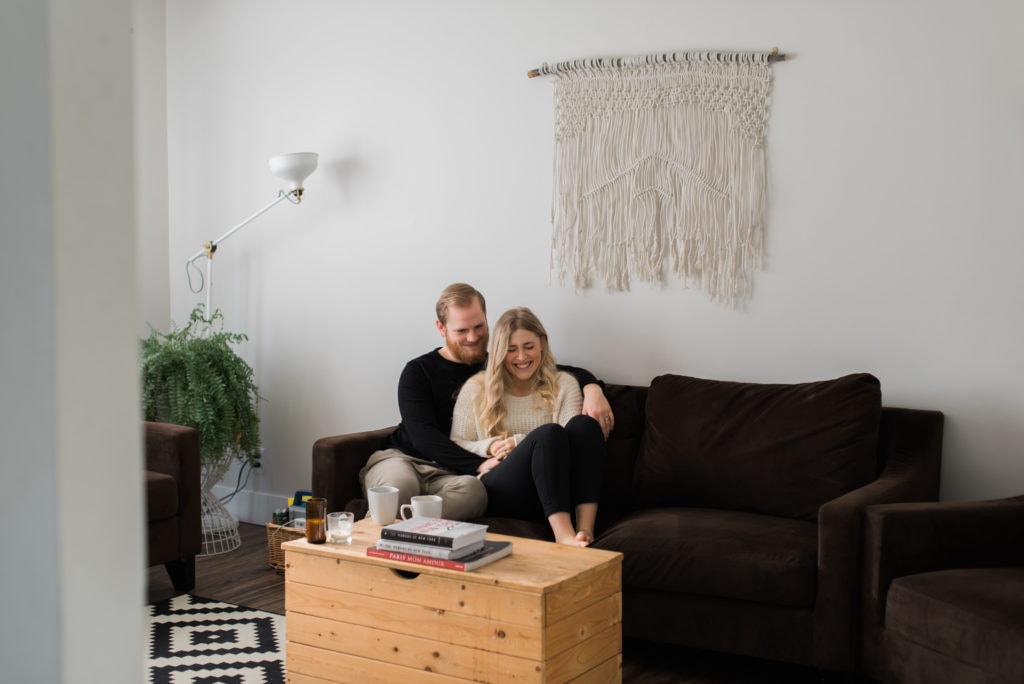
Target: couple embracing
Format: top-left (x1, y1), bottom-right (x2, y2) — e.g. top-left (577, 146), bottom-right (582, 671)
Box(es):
top-left (360, 283), bottom-right (614, 546)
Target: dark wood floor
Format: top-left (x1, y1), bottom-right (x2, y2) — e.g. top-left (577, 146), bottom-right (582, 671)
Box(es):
top-left (147, 522), bottom-right (843, 683)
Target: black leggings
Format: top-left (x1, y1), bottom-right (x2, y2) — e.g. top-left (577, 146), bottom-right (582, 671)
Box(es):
top-left (480, 414), bottom-right (606, 521)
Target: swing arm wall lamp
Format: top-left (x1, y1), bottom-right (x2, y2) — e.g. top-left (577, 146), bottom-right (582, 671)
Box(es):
top-left (186, 152), bottom-right (319, 312)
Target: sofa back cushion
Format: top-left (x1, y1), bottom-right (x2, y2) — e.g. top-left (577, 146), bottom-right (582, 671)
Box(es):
top-left (633, 373), bottom-right (881, 521)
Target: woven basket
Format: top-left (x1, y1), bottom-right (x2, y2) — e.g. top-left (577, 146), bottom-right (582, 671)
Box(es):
top-left (265, 521), bottom-right (304, 572)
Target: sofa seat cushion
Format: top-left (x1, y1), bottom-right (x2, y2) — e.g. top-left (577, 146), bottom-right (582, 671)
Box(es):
top-left (634, 373), bottom-right (881, 521)
top-left (594, 507), bottom-right (818, 607)
top-left (886, 567), bottom-right (1024, 682)
top-left (146, 470), bottom-right (179, 521)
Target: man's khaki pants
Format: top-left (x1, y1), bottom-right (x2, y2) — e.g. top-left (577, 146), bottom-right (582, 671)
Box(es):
top-left (359, 448), bottom-right (487, 521)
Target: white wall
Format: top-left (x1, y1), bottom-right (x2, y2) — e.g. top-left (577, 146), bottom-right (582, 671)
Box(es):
top-left (1, 1), bottom-right (143, 682)
top-left (0, 2), bottom-right (60, 678)
top-left (164, 0), bottom-right (1024, 519)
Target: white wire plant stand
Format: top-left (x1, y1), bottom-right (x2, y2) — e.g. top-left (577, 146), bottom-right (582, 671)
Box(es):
top-left (199, 459), bottom-right (241, 556)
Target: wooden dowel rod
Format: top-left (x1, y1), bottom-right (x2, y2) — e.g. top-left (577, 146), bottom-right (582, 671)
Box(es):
top-left (527, 50), bottom-right (787, 79)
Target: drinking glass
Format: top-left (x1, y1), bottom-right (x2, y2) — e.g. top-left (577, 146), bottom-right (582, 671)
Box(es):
top-left (327, 511), bottom-right (354, 543)
top-left (305, 497), bottom-right (327, 544)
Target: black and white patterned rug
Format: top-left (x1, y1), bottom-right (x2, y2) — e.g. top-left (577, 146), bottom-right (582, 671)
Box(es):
top-left (146, 594), bottom-right (285, 683)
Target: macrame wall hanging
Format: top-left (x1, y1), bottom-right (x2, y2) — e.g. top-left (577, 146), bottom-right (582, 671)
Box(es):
top-left (529, 49), bottom-right (785, 307)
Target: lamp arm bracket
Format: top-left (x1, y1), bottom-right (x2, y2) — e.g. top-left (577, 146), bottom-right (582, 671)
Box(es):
top-left (208, 189), bottom-right (295, 252)
top-left (183, 182), bottom-right (307, 303)
top-left (184, 188), bottom-right (299, 266)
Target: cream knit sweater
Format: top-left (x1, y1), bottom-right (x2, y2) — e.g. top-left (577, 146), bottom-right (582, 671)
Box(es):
top-left (451, 371), bottom-right (583, 457)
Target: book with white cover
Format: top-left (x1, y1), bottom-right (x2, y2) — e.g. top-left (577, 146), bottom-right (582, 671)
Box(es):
top-left (375, 537), bottom-right (486, 560)
top-left (379, 516), bottom-right (488, 550)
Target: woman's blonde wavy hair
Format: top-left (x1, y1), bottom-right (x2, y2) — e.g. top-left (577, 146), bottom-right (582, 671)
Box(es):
top-left (474, 307), bottom-right (560, 437)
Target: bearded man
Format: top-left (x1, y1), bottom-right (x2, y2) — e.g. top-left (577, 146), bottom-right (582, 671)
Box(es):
top-left (359, 283), bottom-right (615, 521)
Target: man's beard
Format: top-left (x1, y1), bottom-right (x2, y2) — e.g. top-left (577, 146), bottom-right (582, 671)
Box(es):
top-left (445, 334), bottom-right (488, 365)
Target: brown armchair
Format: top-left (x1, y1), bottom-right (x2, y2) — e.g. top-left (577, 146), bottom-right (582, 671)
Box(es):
top-left (144, 421), bottom-right (201, 591)
top-left (861, 495), bottom-right (1024, 684)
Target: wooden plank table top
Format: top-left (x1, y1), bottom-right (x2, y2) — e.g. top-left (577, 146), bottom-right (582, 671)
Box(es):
top-left (282, 518), bottom-right (622, 592)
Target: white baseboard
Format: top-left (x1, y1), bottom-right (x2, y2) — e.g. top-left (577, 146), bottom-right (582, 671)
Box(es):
top-left (211, 485), bottom-right (290, 525)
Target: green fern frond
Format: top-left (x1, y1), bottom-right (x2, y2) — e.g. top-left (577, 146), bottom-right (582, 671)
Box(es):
top-left (139, 304), bottom-right (263, 467)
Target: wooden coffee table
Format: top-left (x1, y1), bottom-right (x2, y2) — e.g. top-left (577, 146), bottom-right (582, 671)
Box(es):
top-left (282, 518), bottom-right (622, 683)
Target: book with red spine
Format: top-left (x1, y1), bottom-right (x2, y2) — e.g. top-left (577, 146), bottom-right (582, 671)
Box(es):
top-left (379, 516), bottom-right (488, 550)
top-left (366, 540), bottom-right (512, 572)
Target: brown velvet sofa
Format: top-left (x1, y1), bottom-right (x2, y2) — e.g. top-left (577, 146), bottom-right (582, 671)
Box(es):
top-left (861, 495), bottom-right (1024, 684)
top-left (312, 373), bottom-right (944, 674)
top-left (145, 421), bottom-right (202, 591)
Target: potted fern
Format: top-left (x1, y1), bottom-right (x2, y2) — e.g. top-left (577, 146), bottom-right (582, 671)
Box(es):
top-left (141, 305), bottom-right (263, 554)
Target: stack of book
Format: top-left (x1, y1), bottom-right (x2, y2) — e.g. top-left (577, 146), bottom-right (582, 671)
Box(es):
top-left (367, 517), bottom-right (512, 571)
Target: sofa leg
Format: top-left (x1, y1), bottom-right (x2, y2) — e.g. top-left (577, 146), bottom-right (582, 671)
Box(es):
top-left (165, 556), bottom-right (196, 592)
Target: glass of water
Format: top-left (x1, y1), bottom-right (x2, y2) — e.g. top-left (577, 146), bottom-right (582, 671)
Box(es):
top-left (326, 511), bottom-right (354, 543)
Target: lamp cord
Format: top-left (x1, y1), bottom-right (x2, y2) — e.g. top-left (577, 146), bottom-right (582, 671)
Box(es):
top-left (186, 256), bottom-right (205, 295)
top-left (219, 458), bottom-right (254, 505)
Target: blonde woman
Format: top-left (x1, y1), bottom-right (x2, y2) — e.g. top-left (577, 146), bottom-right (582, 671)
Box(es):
top-left (451, 307), bottom-right (606, 546)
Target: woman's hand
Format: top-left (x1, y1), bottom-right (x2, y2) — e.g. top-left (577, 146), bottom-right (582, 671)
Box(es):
top-left (488, 436), bottom-right (516, 460)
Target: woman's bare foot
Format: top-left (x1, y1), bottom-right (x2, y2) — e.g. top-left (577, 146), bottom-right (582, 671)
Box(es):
top-left (556, 535), bottom-right (589, 547)
top-left (575, 530), bottom-right (593, 546)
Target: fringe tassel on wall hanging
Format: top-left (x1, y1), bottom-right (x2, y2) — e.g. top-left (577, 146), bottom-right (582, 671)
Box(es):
top-left (535, 50), bottom-right (781, 307)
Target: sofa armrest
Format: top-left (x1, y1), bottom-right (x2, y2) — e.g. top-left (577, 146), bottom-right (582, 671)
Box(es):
top-left (874, 407), bottom-right (945, 499)
top-left (144, 421), bottom-right (201, 557)
top-left (145, 421), bottom-right (197, 478)
top-left (810, 407), bottom-right (944, 670)
top-left (312, 426), bottom-right (394, 513)
top-left (863, 495), bottom-right (1024, 622)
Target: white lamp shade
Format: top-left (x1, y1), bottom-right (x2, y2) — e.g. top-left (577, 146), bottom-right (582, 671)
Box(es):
top-left (268, 152), bottom-right (318, 190)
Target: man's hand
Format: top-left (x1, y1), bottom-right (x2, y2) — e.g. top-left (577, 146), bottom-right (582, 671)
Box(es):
top-left (582, 383), bottom-right (615, 439)
top-left (476, 456), bottom-right (503, 475)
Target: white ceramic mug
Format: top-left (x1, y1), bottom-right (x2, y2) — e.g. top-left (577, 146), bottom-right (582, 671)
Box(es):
top-left (367, 485), bottom-right (399, 525)
top-left (400, 494), bottom-right (443, 520)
